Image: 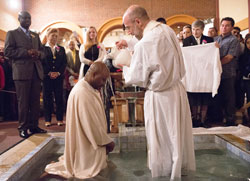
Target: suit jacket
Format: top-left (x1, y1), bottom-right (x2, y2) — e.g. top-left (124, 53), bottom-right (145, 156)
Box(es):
top-left (42, 45), bottom-right (67, 80)
top-left (183, 35), bottom-right (214, 47)
top-left (4, 27), bottom-right (44, 80)
top-left (66, 49), bottom-right (81, 74)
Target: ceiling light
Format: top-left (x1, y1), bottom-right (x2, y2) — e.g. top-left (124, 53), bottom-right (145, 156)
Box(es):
top-left (8, 0), bottom-right (20, 9)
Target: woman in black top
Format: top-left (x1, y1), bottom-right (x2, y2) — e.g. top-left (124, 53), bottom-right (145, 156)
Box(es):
top-left (79, 26), bottom-right (106, 79)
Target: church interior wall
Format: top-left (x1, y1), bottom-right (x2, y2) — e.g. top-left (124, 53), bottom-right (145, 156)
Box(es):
top-left (22, 0), bottom-right (216, 32)
top-left (219, 0), bottom-right (248, 24)
top-left (0, 0), bottom-right (22, 32)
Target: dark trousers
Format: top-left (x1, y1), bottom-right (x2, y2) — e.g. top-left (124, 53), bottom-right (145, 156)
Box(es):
top-left (235, 71), bottom-right (244, 109)
top-left (43, 77), bottom-right (64, 122)
top-left (14, 69), bottom-right (41, 131)
top-left (213, 77), bottom-right (236, 122)
top-left (2, 88), bottom-right (18, 121)
top-left (242, 79), bottom-right (250, 115)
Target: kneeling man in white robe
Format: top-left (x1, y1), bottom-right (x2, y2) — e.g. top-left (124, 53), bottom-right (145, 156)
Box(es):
top-left (45, 62), bottom-right (115, 179)
top-left (119, 5), bottom-right (196, 180)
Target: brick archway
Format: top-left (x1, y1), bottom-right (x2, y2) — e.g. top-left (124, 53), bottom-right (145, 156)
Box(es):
top-left (97, 15), bottom-right (197, 42)
top-left (166, 14), bottom-right (197, 26)
top-left (97, 17), bottom-right (123, 43)
top-left (40, 20), bottom-right (83, 44)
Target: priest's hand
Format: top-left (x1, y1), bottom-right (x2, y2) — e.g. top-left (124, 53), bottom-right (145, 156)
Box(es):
top-left (106, 141), bottom-right (115, 154)
top-left (117, 64), bottom-right (125, 69)
top-left (115, 40), bottom-right (128, 50)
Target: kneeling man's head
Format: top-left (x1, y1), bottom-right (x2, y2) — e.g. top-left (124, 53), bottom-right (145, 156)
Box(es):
top-left (85, 62), bottom-right (110, 90)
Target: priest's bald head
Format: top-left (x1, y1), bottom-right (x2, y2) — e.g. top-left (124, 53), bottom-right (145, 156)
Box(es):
top-left (85, 62), bottom-right (110, 90)
top-left (123, 5), bottom-right (150, 40)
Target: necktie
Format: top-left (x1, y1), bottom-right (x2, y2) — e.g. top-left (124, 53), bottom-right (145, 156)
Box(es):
top-left (195, 37), bottom-right (200, 45)
top-left (26, 30), bottom-right (31, 40)
top-left (72, 49), bottom-right (76, 64)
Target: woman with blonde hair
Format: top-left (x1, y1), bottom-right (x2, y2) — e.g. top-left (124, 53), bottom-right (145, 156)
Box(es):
top-left (79, 26), bottom-right (106, 79)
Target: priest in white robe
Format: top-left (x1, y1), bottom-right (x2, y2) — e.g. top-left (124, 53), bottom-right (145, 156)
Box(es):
top-left (120, 5), bottom-right (196, 180)
top-left (45, 62), bottom-right (115, 179)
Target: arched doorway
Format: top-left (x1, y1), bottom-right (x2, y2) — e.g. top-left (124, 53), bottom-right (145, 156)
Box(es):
top-left (97, 17), bottom-right (123, 43)
top-left (39, 20), bottom-right (84, 45)
top-left (166, 14), bottom-right (197, 33)
top-left (97, 14), bottom-right (197, 45)
top-left (166, 14), bottom-right (197, 26)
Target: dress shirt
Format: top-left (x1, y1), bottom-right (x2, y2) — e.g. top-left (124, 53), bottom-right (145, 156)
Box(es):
top-left (20, 26), bottom-right (31, 39)
top-left (195, 37), bottom-right (201, 45)
top-left (45, 42), bottom-right (56, 56)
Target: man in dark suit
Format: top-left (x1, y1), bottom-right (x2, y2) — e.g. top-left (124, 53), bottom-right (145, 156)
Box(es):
top-left (182, 20), bottom-right (214, 128)
top-left (183, 20), bottom-right (214, 46)
top-left (4, 11), bottom-right (47, 138)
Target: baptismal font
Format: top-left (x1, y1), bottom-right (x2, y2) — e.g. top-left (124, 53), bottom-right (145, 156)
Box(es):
top-left (110, 72), bottom-right (145, 133)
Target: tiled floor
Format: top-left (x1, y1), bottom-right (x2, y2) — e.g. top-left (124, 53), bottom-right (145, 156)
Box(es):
top-left (0, 121), bottom-right (23, 155)
top-left (1, 114), bottom-right (250, 155)
top-left (0, 115), bottom-right (65, 155)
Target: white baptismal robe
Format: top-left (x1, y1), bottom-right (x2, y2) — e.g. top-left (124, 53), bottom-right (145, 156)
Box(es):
top-left (181, 43), bottom-right (222, 97)
top-left (45, 79), bottom-right (112, 179)
top-left (123, 21), bottom-right (195, 180)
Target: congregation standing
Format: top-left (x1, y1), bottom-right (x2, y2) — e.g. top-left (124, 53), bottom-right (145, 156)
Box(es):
top-left (0, 10), bottom-right (248, 136)
top-left (0, 5), bottom-right (249, 180)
